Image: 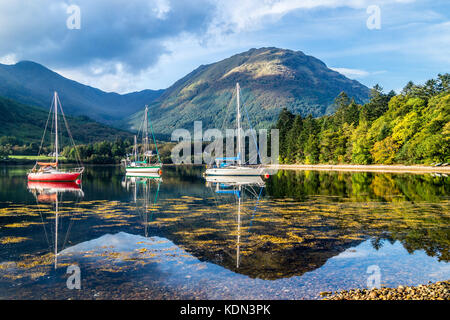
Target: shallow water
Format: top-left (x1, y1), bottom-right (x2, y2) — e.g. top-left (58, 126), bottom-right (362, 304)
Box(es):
top-left (0, 165), bottom-right (448, 299)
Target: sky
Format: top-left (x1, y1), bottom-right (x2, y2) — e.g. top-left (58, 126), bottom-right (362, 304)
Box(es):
top-left (0, 0), bottom-right (449, 94)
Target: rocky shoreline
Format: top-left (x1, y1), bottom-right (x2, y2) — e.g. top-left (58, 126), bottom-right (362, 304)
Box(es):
top-left (321, 280), bottom-right (450, 300)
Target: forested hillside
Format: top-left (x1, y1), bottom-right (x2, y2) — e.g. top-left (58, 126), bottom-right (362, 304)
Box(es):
top-left (276, 74), bottom-right (450, 165)
top-left (0, 95), bottom-right (132, 157)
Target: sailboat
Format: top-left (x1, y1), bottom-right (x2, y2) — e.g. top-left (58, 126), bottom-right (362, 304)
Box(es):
top-left (125, 105), bottom-right (163, 174)
top-left (205, 83), bottom-right (265, 176)
top-left (27, 92), bottom-right (84, 182)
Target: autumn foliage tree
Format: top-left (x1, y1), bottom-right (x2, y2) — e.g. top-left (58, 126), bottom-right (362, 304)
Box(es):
top-left (276, 74), bottom-right (450, 165)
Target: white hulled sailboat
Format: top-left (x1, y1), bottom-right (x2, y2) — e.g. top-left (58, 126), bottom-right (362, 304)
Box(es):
top-left (125, 105), bottom-right (162, 175)
top-left (205, 83), bottom-right (264, 176)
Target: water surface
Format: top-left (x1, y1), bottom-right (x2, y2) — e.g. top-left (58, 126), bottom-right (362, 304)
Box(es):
top-left (0, 165), bottom-right (448, 299)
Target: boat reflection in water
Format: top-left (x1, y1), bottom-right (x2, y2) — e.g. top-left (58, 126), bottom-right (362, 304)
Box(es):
top-left (27, 180), bottom-right (84, 269)
top-left (122, 173), bottom-right (162, 237)
top-left (205, 175), bottom-right (265, 269)
top-left (1, 167), bottom-right (447, 299)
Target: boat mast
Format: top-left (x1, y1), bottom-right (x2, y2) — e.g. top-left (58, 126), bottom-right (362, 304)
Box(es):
top-left (134, 178), bottom-right (137, 203)
top-left (144, 105), bottom-right (149, 163)
top-left (236, 83), bottom-right (242, 166)
top-left (236, 184), bottom-right (241, 268)
top-left (54, 92), bottom-right (59, 168)
top-left (145, 180), bottom-right (148, 238)
top-left (55, 190), bottom-right (58, 269)
top-left (134, 135), bottom-right (138, 161)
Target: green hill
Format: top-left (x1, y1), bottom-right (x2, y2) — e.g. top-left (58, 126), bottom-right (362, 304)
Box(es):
top-left (276, 74), bottom-right (450, 165)
top-left (125, 47), bottom-right (370, 133)
top-left (0, 61), bottom-right (164, 124)
top-left (0, 95), bottom-right (132, 145)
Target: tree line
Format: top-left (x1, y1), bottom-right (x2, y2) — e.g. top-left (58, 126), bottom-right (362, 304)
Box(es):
top-left (0, 136), bottom-right (40, 159)
top-left (276, 74), bottom-right (449, 165)
top-left (61, 139), bottom-right (174, 164)
top-left (2, 74), bottom-right (448, 165)
top-left (0, 134), bottom-right (174, 164)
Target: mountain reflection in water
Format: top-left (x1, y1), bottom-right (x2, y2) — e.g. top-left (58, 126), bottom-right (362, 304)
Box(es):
top-left (0, 166), bottom-right (448, 299)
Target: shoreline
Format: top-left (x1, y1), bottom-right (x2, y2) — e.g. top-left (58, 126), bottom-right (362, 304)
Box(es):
top-left (1, 161), bottom-right (450, 174)
top-left (322, 280), bottom-right (449, 300)
top-left (265, 164), bottom-right (450, 174)
top-left (0, 159), bottom-right (121, 166)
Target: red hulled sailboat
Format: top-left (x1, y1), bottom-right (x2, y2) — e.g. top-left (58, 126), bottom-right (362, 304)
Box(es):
top-left (27, 92), bottom-right (84, 182)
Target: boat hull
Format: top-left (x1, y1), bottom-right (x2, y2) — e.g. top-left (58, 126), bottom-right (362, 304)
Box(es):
top-left (125, 172), bottom-right (162, 179)
top-left (27, 181), bottom-right (81, 190)
top-left (27, 172), bottom-right (81, 182)
top-left (205, 167), bottom-right (264, 176)
top-left (205, 175), bottom-right (265, 186)
top-left (126, 165), bottom-right (162, 173)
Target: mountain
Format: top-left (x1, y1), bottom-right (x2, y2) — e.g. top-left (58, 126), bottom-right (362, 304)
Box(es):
top-left (0, 96), bottom-right (132, 144)
top-left (125, 47), bottom-right (370, 133)
top-left (0, 48), bottom-right (370, 134)
top-left (0, 61), bottom-right (164, 124)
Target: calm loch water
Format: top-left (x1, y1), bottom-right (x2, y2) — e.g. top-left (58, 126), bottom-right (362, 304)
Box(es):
top-left (0, 165), bottom-right (449, 299)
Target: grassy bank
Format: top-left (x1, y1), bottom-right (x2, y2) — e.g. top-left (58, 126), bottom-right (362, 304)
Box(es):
top-left (8, 155), bottom-right (67, 161)
top-left (0, 155), bottom-right (70, 165)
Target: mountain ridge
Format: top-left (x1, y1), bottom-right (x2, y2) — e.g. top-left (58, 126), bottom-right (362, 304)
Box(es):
top-left (125, 47), bottom-right (370, 133)
top-left (0, 61), bottom-right (164, 124)
top-left (0, 47), bottom-right (370, 134)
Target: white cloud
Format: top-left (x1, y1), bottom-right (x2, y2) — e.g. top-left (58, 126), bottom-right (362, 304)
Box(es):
top-left (153, 0), bottom-right (171, 19)
top-left (55, 65), bottom-right (140, 93)
top-left (331, 67), bottom-right (370, 78)
top-left (0, 53), bottom-right (17, 65)
top-left (209, 0), bottom-right (416, 33)
top-left (330, 67), bottom-right (387, 79)
top-left (1, 0), bottom-right (428, 93)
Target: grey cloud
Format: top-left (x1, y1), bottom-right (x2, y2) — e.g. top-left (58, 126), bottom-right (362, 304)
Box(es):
top-left (0, 0), bottom-right (215, 71)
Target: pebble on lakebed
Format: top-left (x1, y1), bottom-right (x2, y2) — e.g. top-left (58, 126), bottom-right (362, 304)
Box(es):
top-left (321, 280), bottom-right (450, 300)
